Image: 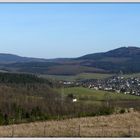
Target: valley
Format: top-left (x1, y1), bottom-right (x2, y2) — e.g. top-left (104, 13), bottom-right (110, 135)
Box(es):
top-left (1, 2), bottom-right (140, 137)
top-left (0, 47), bottom-right (139, 137)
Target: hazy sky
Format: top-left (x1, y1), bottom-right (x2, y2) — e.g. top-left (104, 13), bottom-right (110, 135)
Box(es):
top-left (0, 3), bottom-right (140, 58)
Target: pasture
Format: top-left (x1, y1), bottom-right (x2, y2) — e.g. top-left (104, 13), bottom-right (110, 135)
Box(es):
top-left (39, 72), bottom-right (140, 82)
top-left (39, 73), bottom-right (113, 81)
top-left (56, 87), bottom-right (140, 101)
top-left (56, 87), bottom-right (140, 109)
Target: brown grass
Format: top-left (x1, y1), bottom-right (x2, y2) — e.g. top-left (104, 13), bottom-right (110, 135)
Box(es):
top-left (0, 111), bottom-right (140, 137)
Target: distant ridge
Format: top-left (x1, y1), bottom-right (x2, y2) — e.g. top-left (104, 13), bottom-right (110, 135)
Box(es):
top-left (0, 46), bottom-right (140, 74)
top-left (77, 46), bottom-right (140, 59)
top-left (76, 46), bottom-right (140, 74)
top-left (0, 53), bottom-right (47, 63)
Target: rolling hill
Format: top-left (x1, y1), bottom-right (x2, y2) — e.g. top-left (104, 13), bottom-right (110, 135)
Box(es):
top-left (0, 53), bottom-right (47, 63)
top-left (78, 46), bottom-right (140, 59)
top-left (0, 46), bottom-right (140, 75)
top-left (76, 46), bottom-right (140, 73)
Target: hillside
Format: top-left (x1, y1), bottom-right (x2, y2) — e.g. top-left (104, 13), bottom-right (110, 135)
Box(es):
top-left (0, 53), bottom-right (47, 63)
top-left (0, 73), bottom-right (139, 137)
top-left (77, 46), bottom-right (140, 73)
top-left (0, 46), bottom-right (140, 75)
top-left (78, 46), bottom-right (140, 59)
top-left (0, 111), bottom-right (139, 137)
top-left (0, 72), bottom-right (65, 125)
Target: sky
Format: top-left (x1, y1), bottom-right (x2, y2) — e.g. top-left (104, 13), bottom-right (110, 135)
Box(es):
top-left (0, 3), bottom-right (140, 59)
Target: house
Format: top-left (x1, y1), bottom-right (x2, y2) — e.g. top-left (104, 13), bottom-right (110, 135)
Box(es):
top-left (94, 87), bottom-right (99, 90)
top-left (72, 98), bottom-right (77, 102)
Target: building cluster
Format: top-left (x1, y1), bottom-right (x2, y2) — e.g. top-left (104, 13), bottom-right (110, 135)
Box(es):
top-left (81, 76), bottom-right (140, 96)
top-left (61, 76), bottom-right (140, 96)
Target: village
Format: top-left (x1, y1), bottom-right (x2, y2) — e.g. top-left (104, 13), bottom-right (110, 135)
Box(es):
top-left (61, 75), bottom-right (140, 96)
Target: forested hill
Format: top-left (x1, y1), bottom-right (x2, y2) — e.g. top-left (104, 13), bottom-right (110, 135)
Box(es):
top-left (78, 46), bottom-right (140, 59)
top-left (0, 53), bottom-right (47, 63)
top-left (0, 46), bottom-right (140, 74)
top-left (76, 47), bottom-right (140, 73)
top-left (0, 72), bottom-right (52, 85)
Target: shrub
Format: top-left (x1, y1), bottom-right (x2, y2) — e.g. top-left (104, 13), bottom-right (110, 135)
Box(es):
top-left (98, 106), bottom-right (114, 116)
top-left (4, 114), bottom-right (9, 125)
top-left (0, 112), bottom-right (4, 125)
top-left (120, 108), bottom-right (126, 114)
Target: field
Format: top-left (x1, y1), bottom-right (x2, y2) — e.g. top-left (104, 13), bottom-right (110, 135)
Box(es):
top-left (39, 72), bottom-right (140, 82)
top-left (56, 87), bottom-right (140, 101)
top-left (0, 111), bottom-right (140, 137)
top-left (39, 73), bottom-right (113, 81)
top-left (56, 87), bottom-right (140, 110)
top-left (123, 73), bottom-right (140, 78)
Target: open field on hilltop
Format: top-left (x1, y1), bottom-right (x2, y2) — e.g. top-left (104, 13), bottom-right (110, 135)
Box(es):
top-left (39, 72), bottom-right (140, 82)
top-left (0, 111), bottom-right (140, 137)
top-left (77, 73), bottom-right (112, 80)
top-left (39, 73), bottom-right (113, 81)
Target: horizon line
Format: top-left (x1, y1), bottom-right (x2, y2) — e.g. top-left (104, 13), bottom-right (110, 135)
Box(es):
top-left (0, 46), bottom-right (139, 60)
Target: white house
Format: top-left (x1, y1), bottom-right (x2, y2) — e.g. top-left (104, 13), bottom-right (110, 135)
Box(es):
top-left (72, 98), bottom-right (77, 102)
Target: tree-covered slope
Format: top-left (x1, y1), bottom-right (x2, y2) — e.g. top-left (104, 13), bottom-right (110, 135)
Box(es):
top-left (0, 46), bottom-right (140, 74)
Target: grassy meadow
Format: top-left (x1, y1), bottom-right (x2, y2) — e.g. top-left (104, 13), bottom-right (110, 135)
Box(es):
top-left (0, 111), bottom-right (140, 137)
top-left (39, 73), bottom-right (113, 81)
top-left (39, 72), bottom-right (140, 82)
top-left (56, 87), bottom-right (140, 110)
top-left (56, 87), bottom-right (140, 101)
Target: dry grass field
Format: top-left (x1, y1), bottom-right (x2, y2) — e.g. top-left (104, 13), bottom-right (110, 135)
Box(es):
top-left (0, 111), bottom-right (140, 137)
